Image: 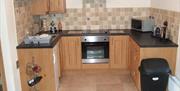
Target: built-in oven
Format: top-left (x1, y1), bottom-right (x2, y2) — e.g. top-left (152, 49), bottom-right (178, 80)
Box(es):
top-left (81, 36), bottom-right (109, 64)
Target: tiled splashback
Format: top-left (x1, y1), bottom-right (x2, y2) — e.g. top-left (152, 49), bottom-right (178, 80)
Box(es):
top-left (14, 0), bottom-right (40, 44)
top-left (150, 8), bottom-right (180, 43)
top-left (40, 0), bottom-right (150, 30)
top-left (14, 0), bottom-right (180, 44)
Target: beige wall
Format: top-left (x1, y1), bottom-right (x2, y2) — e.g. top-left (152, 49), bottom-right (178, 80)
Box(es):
top-left (106, 0), bottom-right (151, 8)
top-left (66, 0), bottom-right (151, 9)
top-left (151, 0), bottom-right (180, 12)
top-left (66, 0), bottom-right (83, 8)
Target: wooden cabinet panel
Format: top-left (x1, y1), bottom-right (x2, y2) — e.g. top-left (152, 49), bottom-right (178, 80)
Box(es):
top-left (31, 0), bottom-right (66, 15)
top-left (59, 39), bottom-right (64, 74)
top-left (60, 37), bottom-right (81, 70)
top-left (129, 38), bottom-right (140, 90)
top-left (18, 43), bottom-right (60, 91)
top-left (31, 0), bottom-right (49, 15)
top-left (49, 0), bottom-right (66, 13)
top-left (110, 36), bottom-right (129, 69)
top-left (52, 43), bottom-right (61, 91)
top-left (140, 48), bottom-right (177, 75)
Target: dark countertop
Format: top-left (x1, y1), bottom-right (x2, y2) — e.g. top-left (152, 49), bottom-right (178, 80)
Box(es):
top-left (129, 30), bottom-right (178, 47)
top-left (17, 29), bottom-right (178, 49)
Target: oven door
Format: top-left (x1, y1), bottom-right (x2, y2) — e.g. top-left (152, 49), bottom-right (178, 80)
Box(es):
top-left (82, 42), bottom-right (109, 64)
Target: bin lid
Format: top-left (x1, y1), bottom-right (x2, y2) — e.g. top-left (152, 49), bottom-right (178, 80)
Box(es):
top-left (139, 58), bottom-right (171, 75)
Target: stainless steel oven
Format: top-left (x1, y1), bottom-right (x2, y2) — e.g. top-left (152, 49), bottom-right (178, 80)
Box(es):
top-left (81, 36), bottom-right (109, 64)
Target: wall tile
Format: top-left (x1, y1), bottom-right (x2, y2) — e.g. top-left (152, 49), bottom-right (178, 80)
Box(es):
top-left (14, 0), bottom-right (40, 44)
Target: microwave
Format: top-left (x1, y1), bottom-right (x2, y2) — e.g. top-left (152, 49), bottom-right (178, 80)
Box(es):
top-left (131, 18), bottom-right (155, 32)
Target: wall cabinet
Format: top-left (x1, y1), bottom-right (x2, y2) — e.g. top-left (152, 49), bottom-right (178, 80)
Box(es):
top-left (110, 36), bottom-right (129, 69)
top-left (60, 37), bottom-right (81, 70)
top-left (17, 43), bottom-right (61, 91)
top-left (31, 0), bottom-right (49, 15)
top-left (49, 0), bottom-right (66, 13)
top-left (31, 0), bottom-right (66, 15)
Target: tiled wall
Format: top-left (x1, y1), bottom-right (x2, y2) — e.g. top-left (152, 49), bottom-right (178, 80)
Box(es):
top-left (150, 8), bottom-right (180, 43)
top-left (40, 0), bottom-right (150, 30)
top-left (14, 0), bottom-right (40, 44)
top-left (14, 0), bottom-right (180, 44)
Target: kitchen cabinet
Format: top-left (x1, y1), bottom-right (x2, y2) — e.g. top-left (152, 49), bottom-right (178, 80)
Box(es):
top-left (60, 37), bottom-right (81, 70)
top-left (17, 42), bottom-right (61, 91)
top-left (128, 37), bottom-right (177, 91)
top-left (31, 0), bottom-right (66, 15)
top-left (110, 36), bottom-right (129, 69)
top-left (49, 0), bottom-right (66, 13)
top-left (31, 0), bottom-right (49, 15)
top-left (129, 38), bottom-right (140, 91)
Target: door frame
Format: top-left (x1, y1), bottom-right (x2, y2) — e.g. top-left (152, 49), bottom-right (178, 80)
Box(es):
top-left (0, 0), bottom-right (22, 91)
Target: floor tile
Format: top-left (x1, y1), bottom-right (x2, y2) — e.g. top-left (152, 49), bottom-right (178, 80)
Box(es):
top-left (59, 70), bottom-right (137, 91)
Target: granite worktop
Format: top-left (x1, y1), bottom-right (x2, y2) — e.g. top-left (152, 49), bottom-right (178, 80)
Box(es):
top-left (17, 29), bottom-right (178, 49)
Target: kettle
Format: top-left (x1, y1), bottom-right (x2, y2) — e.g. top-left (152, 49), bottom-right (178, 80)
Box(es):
top-left (153, 26), bottom-right (161, 37)
top-left (152, 21), bottom-right (168, 40)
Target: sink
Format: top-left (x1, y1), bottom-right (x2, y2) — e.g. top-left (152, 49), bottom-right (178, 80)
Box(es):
top-left (24, 34), bottom-right (58, 44)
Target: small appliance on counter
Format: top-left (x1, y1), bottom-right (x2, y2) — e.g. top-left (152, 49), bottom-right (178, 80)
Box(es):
top-left (152, 21), bottom-right (169, 41)
top-left (131, 16), bottom-right (155, 32)
top-left (153, 26), bottom-right (161, 37)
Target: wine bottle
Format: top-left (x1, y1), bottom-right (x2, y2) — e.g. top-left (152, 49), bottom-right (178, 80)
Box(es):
top-left (27, 76), bottom-right (42, 87)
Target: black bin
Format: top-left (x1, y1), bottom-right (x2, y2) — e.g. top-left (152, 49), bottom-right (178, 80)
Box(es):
top-left (139, 58), bottom-right (171, 91)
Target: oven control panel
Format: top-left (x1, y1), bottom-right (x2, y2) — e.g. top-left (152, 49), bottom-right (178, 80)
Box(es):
top-left (81, 36), bottom-right (109, 42)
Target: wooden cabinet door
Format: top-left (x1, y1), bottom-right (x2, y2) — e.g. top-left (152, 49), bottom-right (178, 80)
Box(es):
top-left (53, 42), bottom-right (60, 91)
top-left (61, 37), bottom-right (81, 70)
top-left (110, 36), bottom-right (129, 69)
top-left (49, 0), bottom-right (66, 13)
top-left (18, 48), bottom-right (57, 91)
top-left (129, 38), bottom-right (140, 90)
top-left (31, 0), bottom-right (49, 15)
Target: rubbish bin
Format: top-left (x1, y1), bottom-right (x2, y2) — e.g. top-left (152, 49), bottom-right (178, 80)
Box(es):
top-left (139, 58), bottom-right (171, 91)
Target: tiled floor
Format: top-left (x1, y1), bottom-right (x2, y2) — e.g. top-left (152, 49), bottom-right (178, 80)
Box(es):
top-left (59, 69), bottom-right (138, 91)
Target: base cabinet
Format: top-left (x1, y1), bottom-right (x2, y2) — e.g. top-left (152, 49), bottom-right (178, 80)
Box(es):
top-left (129, 38), bottom-right (177, 91)
top-left (129, 38), bottom-right (140, 90)
top-left (110, 36), bottom-right (129, 69)
top-left (18, 43), bottom-right (61, 91)
top-left (60, 37), bottom-right (81, 70)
